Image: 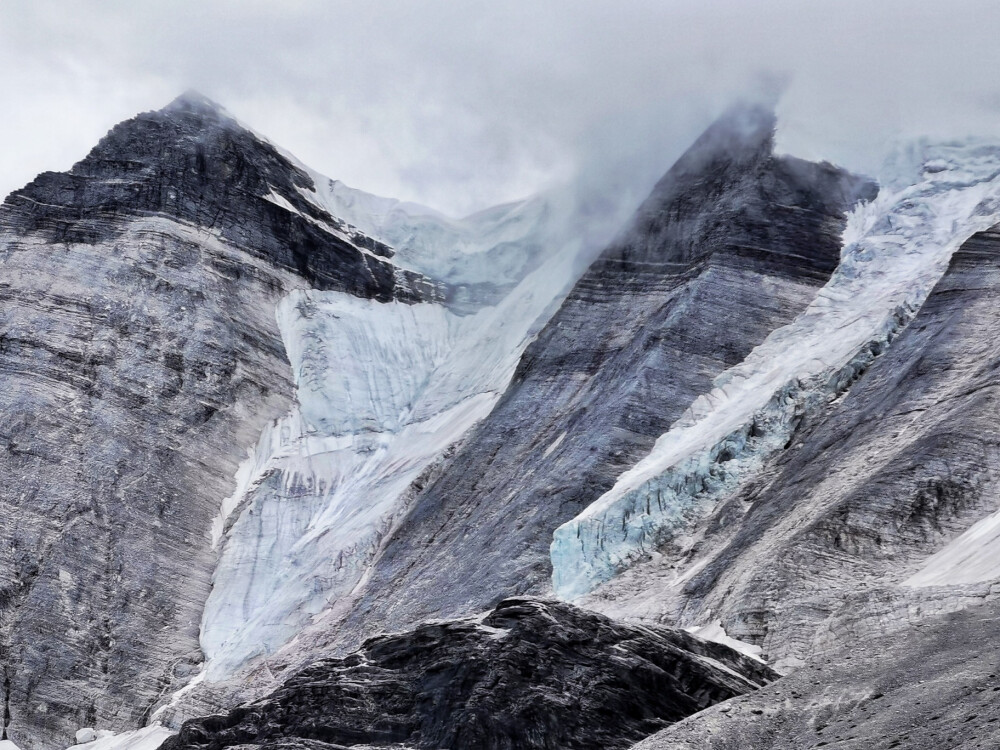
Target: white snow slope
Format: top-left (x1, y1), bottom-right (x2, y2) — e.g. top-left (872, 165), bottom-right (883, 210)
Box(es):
top-left (62, 726), bottom-right (172, 750)
top-left (551, 140), bottom-right (1000, 600)
top-left (906, 493), bottom-right (1000, 586)
top-left (199, 177), bottom-right (599, 680)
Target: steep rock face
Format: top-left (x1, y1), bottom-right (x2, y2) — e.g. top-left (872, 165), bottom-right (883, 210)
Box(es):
top-left (162, 598), bottom-right (777, 750)
top-left (4, 92), bottom-right (438, 303)
top-left (592, 219), bottom-right (1000, 669)
top-left (633, 598), bottom-right (1000, 750)
top-left (319, 105), bottom-right (875, 648)
top-left (0, 94), bottom-right (440, 749)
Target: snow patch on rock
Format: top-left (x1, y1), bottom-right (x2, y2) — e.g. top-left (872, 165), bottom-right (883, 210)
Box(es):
top-left (686, 620), bottom-right (765, 663)
top-left (905, 507), bottom-right (1000, 587)
top-left (63, 725), bottom-right (172, 750)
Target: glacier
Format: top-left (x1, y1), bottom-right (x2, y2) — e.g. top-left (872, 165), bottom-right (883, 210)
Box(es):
top-left (301, 175), bottom-right (555, 290)
top-left (199, 177), bottom-right (603, 680)
top-left (551, 139), bottom-right (1000, 599)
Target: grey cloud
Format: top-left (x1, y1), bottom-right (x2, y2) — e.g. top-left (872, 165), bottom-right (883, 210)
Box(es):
top-left (1, 0), bottom-right (999, 217)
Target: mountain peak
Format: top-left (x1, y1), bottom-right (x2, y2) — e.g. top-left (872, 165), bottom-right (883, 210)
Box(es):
top-left (162, 89), bottom-right (231, 120)
top-left (674, 101), bottom-right (777, 176)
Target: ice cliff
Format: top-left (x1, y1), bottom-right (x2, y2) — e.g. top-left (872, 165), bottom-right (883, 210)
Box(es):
top-left (198, 179), bottom-right (597, 678)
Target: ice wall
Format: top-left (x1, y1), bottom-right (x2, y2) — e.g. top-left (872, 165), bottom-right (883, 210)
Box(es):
top-left (552, 140), bottom-right (1000, 599)
top-left (200, 196), bottom-right (588, 679)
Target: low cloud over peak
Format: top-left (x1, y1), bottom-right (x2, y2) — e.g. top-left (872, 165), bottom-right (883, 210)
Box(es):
top-left (1, 0), bottom-right (999, 217)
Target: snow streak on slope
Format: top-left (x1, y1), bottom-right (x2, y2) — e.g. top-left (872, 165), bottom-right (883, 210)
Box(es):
top-left (201, 223), bottom-right (586, 680)
top-left (63, 725), bottom-right (173, 750)
top-left (552, 141), bottom-right (1000, 599)
top-left (905, 502), bottom-right (1000, 587)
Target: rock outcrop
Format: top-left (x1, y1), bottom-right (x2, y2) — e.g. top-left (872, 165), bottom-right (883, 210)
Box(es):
top-left (162, 598), bottom-right (777, 750)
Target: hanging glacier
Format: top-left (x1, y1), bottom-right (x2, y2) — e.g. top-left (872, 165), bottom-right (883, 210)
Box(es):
top-left (551, 139), bottom-right (1000, 599)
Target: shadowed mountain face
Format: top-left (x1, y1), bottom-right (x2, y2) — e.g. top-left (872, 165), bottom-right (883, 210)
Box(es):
top-left (161, 598), bottom-right (777, 750)
top-left (315, 106), bottom-right (876, 652)
top-left (3, 93), bottom-right (438, 303)
top-left (0, 94), bottom-right (443, 749)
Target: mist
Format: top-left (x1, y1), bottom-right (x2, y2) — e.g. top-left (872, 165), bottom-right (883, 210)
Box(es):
top-left (1, 0), bottom-right (999, 218)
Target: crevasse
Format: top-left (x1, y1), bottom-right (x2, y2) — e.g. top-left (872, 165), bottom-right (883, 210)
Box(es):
top-left (551, 140), bottom-right (1000, 600)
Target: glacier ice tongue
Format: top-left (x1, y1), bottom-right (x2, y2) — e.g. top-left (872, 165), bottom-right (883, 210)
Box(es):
top-left (552, 139), bottom-right (1000, 599)
top-left (200, 212), bottom-right (589, 679)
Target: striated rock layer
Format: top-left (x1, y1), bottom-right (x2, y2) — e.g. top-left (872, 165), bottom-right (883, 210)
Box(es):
top-left (633, 598), bottom-right (1000, 750)
top-left (161, 598), bottom-right (777, 750)
top-left (313, 105), bottom-right (876, 651)
top-left (0, 93), bottom-right (441, 748)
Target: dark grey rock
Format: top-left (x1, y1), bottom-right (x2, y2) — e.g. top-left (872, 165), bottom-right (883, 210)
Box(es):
top-left (3, 92), bottom-right (440, 304)
top-left (160, 598), bottom-right (777, 750)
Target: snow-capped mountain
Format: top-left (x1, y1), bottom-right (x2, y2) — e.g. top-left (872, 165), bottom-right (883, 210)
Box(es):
top-left (6, 92), bottom-right (1000, 750)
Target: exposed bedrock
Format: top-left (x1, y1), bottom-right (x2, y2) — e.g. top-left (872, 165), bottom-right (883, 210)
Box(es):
top-left (0, 94), bottom-right (440, 749)
top-left (3, 92), bottom-right (439, 304)
top-left (633, 598), bottom-right (1000, 750)
top-left (314, 104), bottom-right (876, 653)
top-left (591, 222), bottom-right (1000, 670)
top-left (161, 598), bottom-right (777, 750)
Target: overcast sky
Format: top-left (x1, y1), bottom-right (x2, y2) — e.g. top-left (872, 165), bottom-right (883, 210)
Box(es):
top-left (2, 0), bottom-right (1000, 217)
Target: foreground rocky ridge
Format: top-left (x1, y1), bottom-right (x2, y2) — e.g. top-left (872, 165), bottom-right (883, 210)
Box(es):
top-left (162, 598), bottom-right (776, 750)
